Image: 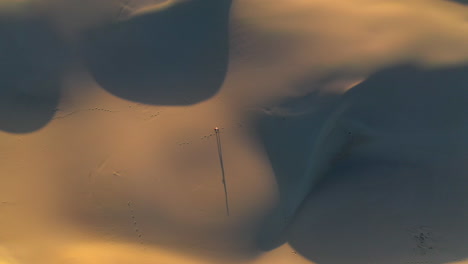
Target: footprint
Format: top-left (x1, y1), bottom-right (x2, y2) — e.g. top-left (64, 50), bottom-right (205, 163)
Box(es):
top-left (406, 226), bottom-right (440, 256)
top-left (127, 201), bottom-right (144, 242)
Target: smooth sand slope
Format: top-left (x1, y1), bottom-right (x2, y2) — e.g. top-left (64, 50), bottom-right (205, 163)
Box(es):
top-left (1, 0), bottom-right (468, 263)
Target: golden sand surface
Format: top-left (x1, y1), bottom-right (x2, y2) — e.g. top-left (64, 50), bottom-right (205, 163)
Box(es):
top-left (1, 0), bottom-right (467, 263)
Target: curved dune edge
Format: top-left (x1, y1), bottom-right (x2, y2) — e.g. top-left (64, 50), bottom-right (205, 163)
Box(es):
top-left (1, 0), bottom-right (468, 263)
top-left (122, 0), bottom-right (190, 20)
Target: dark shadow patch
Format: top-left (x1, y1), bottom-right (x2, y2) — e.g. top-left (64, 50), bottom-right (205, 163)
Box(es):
top-left (254, 63), bottom-right (468, 264)
top-left (289, 156), bottom-right (468, 264)
top-left (253, 83), bottom-right (344, 250)
top-left (81, 0), bottom-right (232, 105)
top-left (0, 14), bottom-right (68, 133)
top-left (447, 0), bottom-right (467, 4)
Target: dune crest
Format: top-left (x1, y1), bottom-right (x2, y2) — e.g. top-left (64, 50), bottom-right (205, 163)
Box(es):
top-left (1, 0), bottom-right (468, 263)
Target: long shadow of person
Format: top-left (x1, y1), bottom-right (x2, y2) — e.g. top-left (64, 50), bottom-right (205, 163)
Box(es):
top-left (69, 0), bottom-right (235, 251)
top-left (255, 63), bottom-right (468, 264)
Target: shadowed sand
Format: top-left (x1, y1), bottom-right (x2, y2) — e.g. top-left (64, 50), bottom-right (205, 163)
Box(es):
top-left (81, 0), bottom-right (231, 105)
top-left (255, 64), bottom-right (468, 256)
top-left (1, 0), bottom-right (468, 264)
top-left (0, 13), bottom-right (67, 133)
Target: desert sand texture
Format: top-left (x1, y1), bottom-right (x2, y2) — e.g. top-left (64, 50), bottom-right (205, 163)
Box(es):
top-left (1, 0), bottom-right (468, 263)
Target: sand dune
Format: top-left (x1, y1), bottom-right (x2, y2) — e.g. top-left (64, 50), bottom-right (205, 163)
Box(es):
top-left (1, 0), bottom-right (468, 263)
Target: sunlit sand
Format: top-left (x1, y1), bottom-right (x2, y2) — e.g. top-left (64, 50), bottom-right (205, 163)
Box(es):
top-left (1, 0), bottom-right (467, 263)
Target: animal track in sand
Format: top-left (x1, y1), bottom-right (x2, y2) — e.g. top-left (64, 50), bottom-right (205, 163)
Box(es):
top-left (127, 104), bottom-right (162, 121)
top-left (53, 104), bottom-right (162, 122)
top-left (86, 107), bottom-right (116, 112)
top-left (176, 140), bottom-right (193, 149)
top-left (52, 107), bottom-right (119, 120)
top-left (127, 201), bottom-right (144, 243)
top-left (143, 112), bottom-right (161, 121)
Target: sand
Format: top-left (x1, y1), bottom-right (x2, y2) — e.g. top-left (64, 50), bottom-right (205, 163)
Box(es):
top-left (1, 0), bottom-right (468, 263)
